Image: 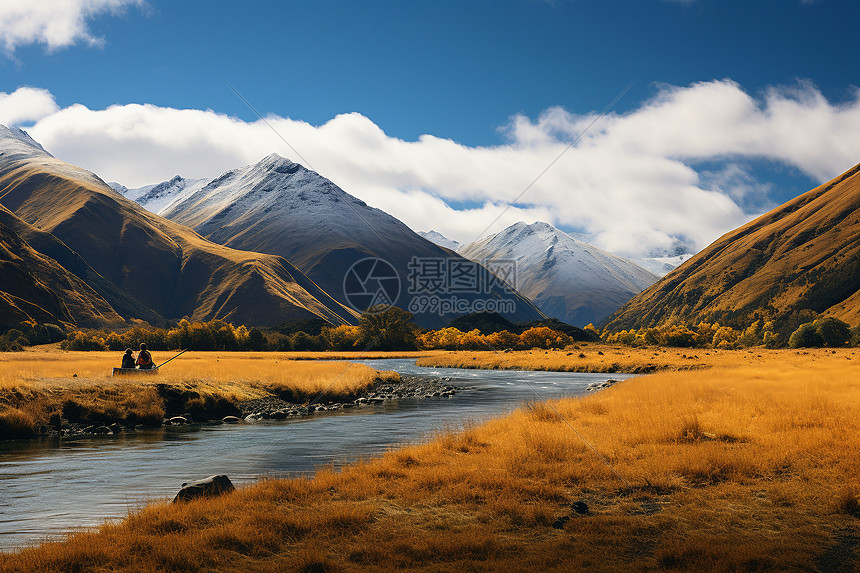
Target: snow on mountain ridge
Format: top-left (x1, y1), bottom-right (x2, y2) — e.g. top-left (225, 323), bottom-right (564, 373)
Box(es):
top-left (418, 230), bottom-right (460, 250)
top-left (458, 221), bottom-right (659, 326)
top-left (633, 254), bottom-right (694, 276)
top-left (113, 175), bottom-right (207, 215)
top-left (0, 125), bottom-right (50, 157)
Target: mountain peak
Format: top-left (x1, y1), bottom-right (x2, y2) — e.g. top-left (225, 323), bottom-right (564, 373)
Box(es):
top-left (255, 153), bottom-right (300, 173)
top-left (459, 220), bottom-right (659, 326)
top-left (0, 124), bottom-right (51, 157)
top-left (525, 221), bottom-right (555, 231)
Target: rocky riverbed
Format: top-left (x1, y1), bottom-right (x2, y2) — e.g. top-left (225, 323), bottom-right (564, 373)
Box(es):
top-left (242, 375), bottom-right (461, 421)
top-left (42, 375), bottom-right (462, 438)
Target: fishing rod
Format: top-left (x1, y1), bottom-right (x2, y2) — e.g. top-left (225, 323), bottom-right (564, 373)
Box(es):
top-left (156, 349), bottom-right (188, 369)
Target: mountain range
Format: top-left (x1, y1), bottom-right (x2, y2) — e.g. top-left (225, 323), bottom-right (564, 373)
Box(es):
top-left (605, 161), bottom-right (860, 333)
top-left (8, 120), bottom-right (853, 337)
top-left (457, 221), bottom-right (659, 326)
top-left (0, 125), bottom-right (359, 329)
top-left (120, 154), bottom-right (544, 328)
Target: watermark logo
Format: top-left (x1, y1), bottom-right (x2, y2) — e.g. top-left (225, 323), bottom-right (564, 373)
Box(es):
top-left (343, 256), bottom-right (518, 316)
top-left (343, 257), bottom-right (401, 313)
top-left (406, 257), bottom-right (518, 315)
top-left (406, 257), bottom-right (517, 294)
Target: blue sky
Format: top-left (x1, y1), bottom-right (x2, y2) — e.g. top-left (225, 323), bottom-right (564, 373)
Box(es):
top-left (1, 0), bottom-right (859, 256)
top-left (6, 1), bottom-right (857, 146)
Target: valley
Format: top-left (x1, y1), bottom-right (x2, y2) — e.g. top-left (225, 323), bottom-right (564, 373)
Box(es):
top-left (1, 35), bottom-right (859, 571)
top-left (0, 348), bottom-right (857, 571)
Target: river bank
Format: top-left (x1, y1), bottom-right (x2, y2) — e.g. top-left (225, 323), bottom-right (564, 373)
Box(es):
top-left (0, 353), bottom-right (403, 440)
top-left (14, 374), bottom-right (460, 440)
top-left (0, 360), bottom-right (618, 551)
top-left (2, 352), bottom-right (858, 571)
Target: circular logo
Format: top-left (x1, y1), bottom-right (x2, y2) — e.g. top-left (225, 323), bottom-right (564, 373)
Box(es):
top-left (343, 257), bottom-right (401, 314)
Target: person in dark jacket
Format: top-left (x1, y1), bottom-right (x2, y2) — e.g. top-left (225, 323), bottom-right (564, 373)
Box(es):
top-left (136, 343), bottom-right (154, 369)
top-left (121, 348), bottom-right (135, 369)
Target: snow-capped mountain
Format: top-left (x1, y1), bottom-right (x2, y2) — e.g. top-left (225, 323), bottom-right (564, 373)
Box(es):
top-left (633, 254), bottom-right (694, 277)
top-left (131, 153), bottom-right (543, 328)
top-left (0, 125), bottom-right (359, 328)
top-left (110, 176), bottom-right (207, 215)
top-left (418, 230), bottom-right (460, 250)
top-left (457, 221), bottom-right (659, 326)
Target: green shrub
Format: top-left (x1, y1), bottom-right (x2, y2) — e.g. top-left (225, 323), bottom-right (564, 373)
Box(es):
top-left (813, 317), bottom-right (851, 347)
top-left (788, 318), bottom-right (851, 348)
top-left (788, 322), bottom-right (822, 348)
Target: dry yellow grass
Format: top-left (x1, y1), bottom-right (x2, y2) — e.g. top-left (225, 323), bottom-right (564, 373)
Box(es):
top-left (275, 350), bottom-right (445, 361)
top-left (0, 350), bottom-right (398, 437)
top-left (417, 344), bottom-right (860, 373)
top-left (2, 351), bottom-right (858, 571)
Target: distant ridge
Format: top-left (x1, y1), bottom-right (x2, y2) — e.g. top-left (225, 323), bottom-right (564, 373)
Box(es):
top-left (418, 230), bottom-right (460, 251)
top-left (458, 222), bottom-right (658, 326)
top-left (604, 162), bottom-right (860, 333)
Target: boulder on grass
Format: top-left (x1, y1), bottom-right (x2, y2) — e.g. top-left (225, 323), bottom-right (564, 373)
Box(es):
top-left (173, 474), bottom-right (235, 503)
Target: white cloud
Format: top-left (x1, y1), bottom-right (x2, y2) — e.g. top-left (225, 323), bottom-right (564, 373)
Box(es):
top-left (700, 163), bottom-right (775, 214)
top-left (0, 0), bottom-right (143, 54)
top-left (0, 87), bottom-right (58, 125)
top-left (14, 80), bottom-right (860, 258)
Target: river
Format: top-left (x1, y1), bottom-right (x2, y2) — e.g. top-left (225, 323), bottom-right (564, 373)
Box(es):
top-left (0, 359), bottom-right (633, 550)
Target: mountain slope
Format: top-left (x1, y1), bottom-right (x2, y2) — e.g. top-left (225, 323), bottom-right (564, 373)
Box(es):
top-left (604, 162), bottom-right (860, 332)
top-left (0, 194), bottom-right (167, 324)
top-left (0, 204), bottom-right (123, 329)
top-left (155, 154), bottom-right (543, 328)
top-left (0, 126), bottom-right (358, 327)
top-left (458, 222), bottom-right (659, 326)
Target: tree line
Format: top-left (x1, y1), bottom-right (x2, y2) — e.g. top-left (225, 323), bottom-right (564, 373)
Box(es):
top-left (3, 308), bottom-right (858, 352)
top-left (601, 317), bottom-right (860, 349)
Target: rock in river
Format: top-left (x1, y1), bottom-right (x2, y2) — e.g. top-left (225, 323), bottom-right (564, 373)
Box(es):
top-left (173, 475), bottom-right (236, 503)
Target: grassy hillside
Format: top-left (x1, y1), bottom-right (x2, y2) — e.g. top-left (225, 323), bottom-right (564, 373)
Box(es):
top-left (0, 127), bottom-right (358, 327)
top-left (605, 162), bottom-right (860, 334)
top-left (0, 205), bottom-right (123, 329)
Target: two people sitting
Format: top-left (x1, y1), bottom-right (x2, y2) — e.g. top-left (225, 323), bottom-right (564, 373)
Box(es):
top-left (120, 343), bottom-right (155, 369)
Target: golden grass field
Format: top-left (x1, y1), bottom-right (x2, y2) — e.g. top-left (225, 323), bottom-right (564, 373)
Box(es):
top-left (0, 349), bottom-right (399, 438)
top-left (417, 343), bottom-right (860, 373)
top-left (1, 348), bottom-right (858, 571)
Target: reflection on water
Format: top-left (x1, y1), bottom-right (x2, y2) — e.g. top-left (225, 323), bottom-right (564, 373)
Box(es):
top-left (0, 359), bottom-right (634, 550)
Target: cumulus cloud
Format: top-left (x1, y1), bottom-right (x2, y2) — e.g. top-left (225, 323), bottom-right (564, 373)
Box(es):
top-left (0, 86), bottom-right (58, 125)
top-left (12, 80), bottom-right (860, 257)
top-left (0, 0), bottom-right (143, 54)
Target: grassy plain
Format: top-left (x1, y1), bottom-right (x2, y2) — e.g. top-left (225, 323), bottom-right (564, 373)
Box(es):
top-left (2, 349), bottom-right (859, 571)
top-left (418, 343), bottom-right (860, 373)
top-left (0, 349), bottom-right (398, 438)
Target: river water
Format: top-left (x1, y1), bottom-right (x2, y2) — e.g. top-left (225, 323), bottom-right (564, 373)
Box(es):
top-left (0, 359), bottom-right (633, 550)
